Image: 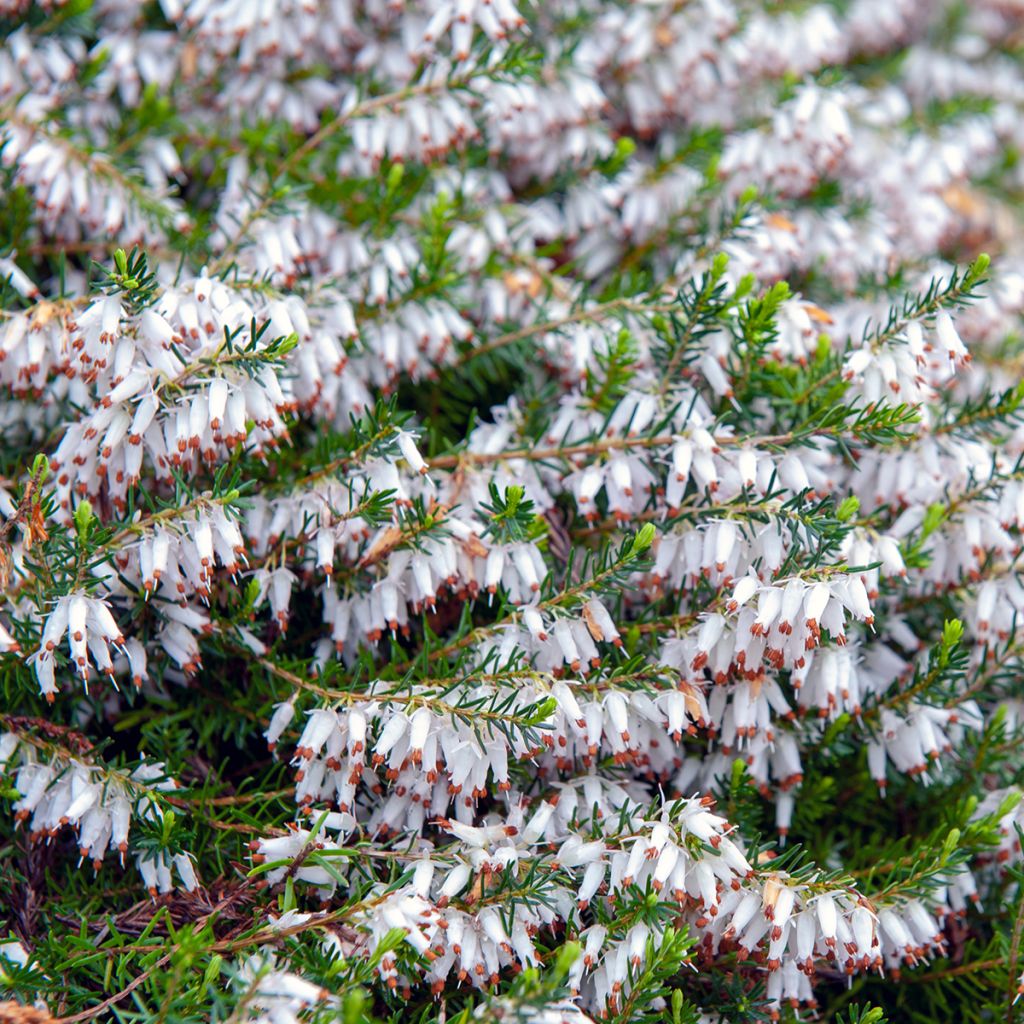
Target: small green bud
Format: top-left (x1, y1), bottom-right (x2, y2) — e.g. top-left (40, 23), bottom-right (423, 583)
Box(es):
top-left (504, 484), bottom-right (524, 515)
top-left (942, 823), bottom-right (958, 856)
top-left (921, 502), bottom-right (947, 537)
top-left (631, 522), bottom-right (656, 555)
top-left (941, 826), bottom-right (961, 863)
top-left (860, 1009), bottom-right (886, 1024)
top-left (524, 696), bottom-right (557, 729)
top-left (386, 161), bottom-right (405, 193)
top-left (942, 618), bottom-right (964, 650)
top-left (836, 496), bottom-right (860, 522)
top-left (526, 696), bottom-right (557, 725)
top-left (998, 789), bottom-right (1023, 817)
top-left (614, 136), bottom-right (636, 161)
top-left (672, 989), bottom-right (684, 1024)
top-left (739, 184), bottom-right (759, 207)
top-left (970, 252), bottom-right (990, 278)
top-left (734, 273), bottom-right (756, 299)
top-left (74, 499), bottom-right (94, 540)
top-left (604, 136), bottom-right (636, 175)
top-left (31, 453), bottom-right (50, 483)
top-left (202, 954), bottom-right (223, 989)
top-left (710, 252), bottom-right (729, 278)
top-left (552, 940), bottom-right (581, 980)
top-left (114, 248), bottom-right (128, 276)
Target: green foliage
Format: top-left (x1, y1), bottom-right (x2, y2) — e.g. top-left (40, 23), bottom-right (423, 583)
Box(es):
top-left (481, 484), bottom-right (543, 545)
top-left (90, 247), bottom-right (158, 313)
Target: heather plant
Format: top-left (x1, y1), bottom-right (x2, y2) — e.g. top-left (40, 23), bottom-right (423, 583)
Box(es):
top-left (2, 2), bottom-right (1024, 1023)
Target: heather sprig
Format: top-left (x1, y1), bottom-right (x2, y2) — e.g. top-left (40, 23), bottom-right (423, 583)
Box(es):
top-left (3, 1), bottom-right (1024, 1023)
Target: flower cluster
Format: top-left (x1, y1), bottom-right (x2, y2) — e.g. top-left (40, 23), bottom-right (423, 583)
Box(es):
top-left (0, 724), bottom-right (195, 893)
top-left (253, 788), bottom-right (980, 1017)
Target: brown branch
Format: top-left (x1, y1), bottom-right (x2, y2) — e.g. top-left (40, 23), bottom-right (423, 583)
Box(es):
top-left (54, 953), bottom-right (173, 1024)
